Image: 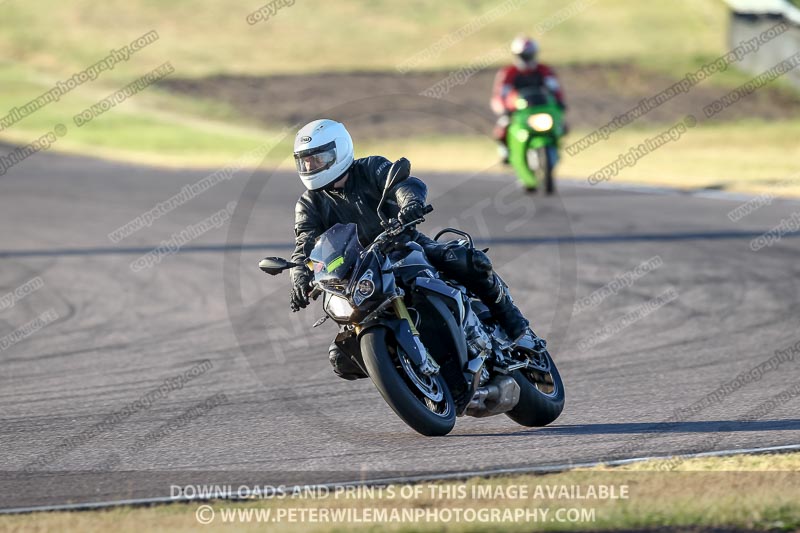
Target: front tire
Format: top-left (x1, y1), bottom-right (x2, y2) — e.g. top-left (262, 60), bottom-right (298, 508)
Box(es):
top-left (361, 328), bottom-right (456, 436)
top-left (539, 146), bottom-right (556, 195)
top-left (506, 349), bottom-right (565, 427)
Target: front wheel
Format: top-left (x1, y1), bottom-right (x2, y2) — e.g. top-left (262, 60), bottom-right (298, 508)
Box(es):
top-left (523, 146), bottom-right (556, 194)
top-left (538, 146), bottom-right (556, 195)
top-left (506, 349), bottom-right (565, 427)
top-left (360, 328), bottom-right (456, 436)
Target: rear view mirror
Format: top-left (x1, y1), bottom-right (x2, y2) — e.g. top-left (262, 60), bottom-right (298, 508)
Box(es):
top-left (385, 157), bottom-right (411, 192)
top-left (378, 157), bottom-right (411, 222)
top-left (258, 257), bottom-right (298, 275)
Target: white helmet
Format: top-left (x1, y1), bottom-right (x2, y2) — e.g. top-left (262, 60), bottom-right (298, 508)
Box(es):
top-left (293, 119), bottom-right (354, 191)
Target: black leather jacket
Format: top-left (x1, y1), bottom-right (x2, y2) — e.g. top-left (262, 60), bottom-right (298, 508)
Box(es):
top-left (290, 156), bottom-right (427, 284)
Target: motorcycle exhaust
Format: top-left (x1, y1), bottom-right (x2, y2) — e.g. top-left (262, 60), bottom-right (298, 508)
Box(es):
top-left (465, 375), bottom-right (521, 418)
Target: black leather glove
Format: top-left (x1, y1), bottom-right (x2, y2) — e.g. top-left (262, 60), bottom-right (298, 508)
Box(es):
top-left (290, 268), bottom-right (312, 312)
top-left (398, 202), bottom-right (426, 227)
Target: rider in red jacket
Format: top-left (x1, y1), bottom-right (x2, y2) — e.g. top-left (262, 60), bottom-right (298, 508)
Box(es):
top-left (491, 36), bottom-right (567, 163)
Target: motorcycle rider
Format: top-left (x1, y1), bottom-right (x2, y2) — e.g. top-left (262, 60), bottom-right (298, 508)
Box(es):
top-left (491, 36), bottom-right (567, 164)
top-left (289, 119), bottom-right (543, 380)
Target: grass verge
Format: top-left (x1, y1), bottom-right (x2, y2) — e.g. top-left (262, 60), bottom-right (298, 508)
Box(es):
top-left (0, 64), bottom-right (275, 168)
top-left (0, 0), bottom-right (726, 77)
top-left (1, 452), bottom-right (798, 532)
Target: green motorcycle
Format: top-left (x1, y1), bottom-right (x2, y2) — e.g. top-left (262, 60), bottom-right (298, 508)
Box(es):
top-left (506, 88), bottom-right (564, 194)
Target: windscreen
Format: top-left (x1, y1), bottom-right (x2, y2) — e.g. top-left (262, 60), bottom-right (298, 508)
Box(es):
top-left (308, 223), bottom-right (364, 281)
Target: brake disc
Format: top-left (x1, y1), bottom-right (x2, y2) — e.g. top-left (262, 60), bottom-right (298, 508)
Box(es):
top-left (398, 352), bottom-right (444, 403)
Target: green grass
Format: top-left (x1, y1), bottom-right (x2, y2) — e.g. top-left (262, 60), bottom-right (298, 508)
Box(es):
top-left (1, 453), bottom-right (797, 532)
top-left (562, 119), bottom-right (800, 194)
top-left (0, 0), bottom-right (728, 78)
top-left (0, 64), bottom-right (273, 167)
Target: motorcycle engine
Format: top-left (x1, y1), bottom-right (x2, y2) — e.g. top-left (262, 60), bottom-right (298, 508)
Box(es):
top-left (465, 312), bottom-right (493, 361)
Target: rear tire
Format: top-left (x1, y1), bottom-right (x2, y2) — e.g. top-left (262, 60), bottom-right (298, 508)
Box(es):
top-left (361, 328), bottom-right (456, 436)
top-left (506, 350), bottom-right (565, 427)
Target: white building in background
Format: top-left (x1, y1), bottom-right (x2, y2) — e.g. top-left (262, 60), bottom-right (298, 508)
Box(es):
top-left (726, 0), bottom-right (800, 89)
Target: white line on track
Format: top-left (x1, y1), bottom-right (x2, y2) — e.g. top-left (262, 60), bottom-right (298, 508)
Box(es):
top-left (3, 443), bottom-right (799, 515)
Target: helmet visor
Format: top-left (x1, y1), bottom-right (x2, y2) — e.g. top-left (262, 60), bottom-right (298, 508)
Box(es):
top-left (294, 141), bottom-right (337, 176)
top-left (518, 50), bottom-right (535, 62)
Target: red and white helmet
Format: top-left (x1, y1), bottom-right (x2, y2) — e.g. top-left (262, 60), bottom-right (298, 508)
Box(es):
top-left (510, 36), bottom-right (538, 67)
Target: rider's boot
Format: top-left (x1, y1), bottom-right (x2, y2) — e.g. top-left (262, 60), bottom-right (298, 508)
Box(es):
top-left (475, 274), bottom-right (546, 354)
top-left (493, 115), bottom-right (510, 165)
top-left (497, 142), bottom-right (509, 165)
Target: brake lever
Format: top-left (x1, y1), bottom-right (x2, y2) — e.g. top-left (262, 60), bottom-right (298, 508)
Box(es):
top-left (383, 218), bottom-right (404, 236)
top-left (374, 205), bottom-right (434, 251)
top-left (397, 205), bottom-right (433, 231)
top-left (389, 217), bottom-right (403, 229)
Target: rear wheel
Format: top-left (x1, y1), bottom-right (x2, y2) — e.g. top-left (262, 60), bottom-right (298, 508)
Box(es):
top-left (361, 327), bottom-right (456, 436)
top-left (506, 349), bottom-right (565, 427)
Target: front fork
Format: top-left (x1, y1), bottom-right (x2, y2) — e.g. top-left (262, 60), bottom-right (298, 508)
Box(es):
top-left (392, 297), bottom-right (440, 376)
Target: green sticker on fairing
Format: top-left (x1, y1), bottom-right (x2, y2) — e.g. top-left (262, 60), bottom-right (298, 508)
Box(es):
top-left (327, 256), bottom-right (344, 272)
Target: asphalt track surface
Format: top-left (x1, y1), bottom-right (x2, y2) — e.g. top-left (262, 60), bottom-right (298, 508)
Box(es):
top-left (1, 142), bottom-right (799, 510)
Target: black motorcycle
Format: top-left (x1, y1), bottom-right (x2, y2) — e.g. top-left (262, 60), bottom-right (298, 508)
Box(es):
top-left (259, 161), bottom-right (564, 436)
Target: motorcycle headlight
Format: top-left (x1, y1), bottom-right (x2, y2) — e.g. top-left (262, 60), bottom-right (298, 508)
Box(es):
top-left (325, 293), bottom-right (354, 320)
top-left (528, 113), bottom-right (554, 132)
top-left (352, 269), bottom-right (376, 306)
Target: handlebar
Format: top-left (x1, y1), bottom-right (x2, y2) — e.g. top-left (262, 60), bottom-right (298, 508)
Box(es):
top-left (371, 204), bottom-right (433, 250)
